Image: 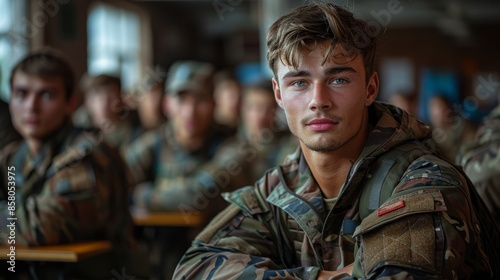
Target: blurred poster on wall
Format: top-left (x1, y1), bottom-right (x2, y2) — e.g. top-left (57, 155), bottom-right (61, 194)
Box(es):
top-left (418, 68), bottom-right (459, 124)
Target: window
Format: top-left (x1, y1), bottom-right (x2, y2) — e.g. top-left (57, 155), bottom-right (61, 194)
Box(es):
top-left (87, 2), bottom-right (144, 92)
top-left (0, 0), bottom-right (27, 100)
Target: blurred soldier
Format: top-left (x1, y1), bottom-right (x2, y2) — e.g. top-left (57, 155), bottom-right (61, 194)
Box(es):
top-left (174, 3), bottom-right (498, 280)
top-left (131, 66), bottom-right (168, 132)
top-left (232, 80), bottom-right (298, 180)
top-left (387, 90), bottom-right (417, 116)
top-left (458, 104), bottom-right (500, 220)
top-left (79, 74), bottom-right (143, 152)
top-left (213, 70), bottom-right (241, 133)
top-left (0, 50), bottom-right (134, 278)
top-left (127, 61), bottom-right (255, 214)
top-left (126, 61), bottom-right (255, 278)
top-left (429, 94), bottom-right (476, 162)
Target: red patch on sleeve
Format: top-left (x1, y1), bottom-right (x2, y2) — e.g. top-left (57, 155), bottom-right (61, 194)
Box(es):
top-left (378, 200), bottom-right (405, 216)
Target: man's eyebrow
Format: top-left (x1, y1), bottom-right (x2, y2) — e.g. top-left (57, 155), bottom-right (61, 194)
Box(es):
top-left (324, 66), bottom-right (357, 75)
top-left (282, 70), bottom-right (310, 80)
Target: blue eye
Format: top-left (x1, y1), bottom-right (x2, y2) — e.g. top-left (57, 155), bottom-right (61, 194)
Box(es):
top-left (14, 90), bottom-right (27, 99)
top-left (41, 91), bottom-right (53, 101)
top-left (331, 78), bottom-right (348, 85)
top-left (291, 80), bottom-right (307, 87)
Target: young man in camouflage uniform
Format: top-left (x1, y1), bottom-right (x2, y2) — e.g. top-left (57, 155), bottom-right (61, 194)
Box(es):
top-left (458, 104), bottom-right (500, 220)
top-left (174, 3), bottom-right (498, 279)
top-left (126, 61), bottom-right (261, 278)
top-left (0, 50), bottom-right (134, 277)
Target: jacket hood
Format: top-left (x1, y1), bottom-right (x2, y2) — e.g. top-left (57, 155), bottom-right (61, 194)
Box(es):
top-left (359, 102), bottom-right (432, 159)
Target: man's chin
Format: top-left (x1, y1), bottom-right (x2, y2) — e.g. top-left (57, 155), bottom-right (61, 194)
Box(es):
top-left (302, 139), bottom-right (342, 153)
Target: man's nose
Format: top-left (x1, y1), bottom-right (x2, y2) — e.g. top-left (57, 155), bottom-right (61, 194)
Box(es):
top-left (25, 93), bottom-right (39, 112)
top-left (308, 83), bottom-right (332, 111)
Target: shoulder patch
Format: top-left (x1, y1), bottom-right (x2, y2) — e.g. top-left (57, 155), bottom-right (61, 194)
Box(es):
top-left (361, 214), bottom-right (438, 275)
top-left (378, 200), bottom-right (405, 216)
top-left (355, 190), bottom-right (446, 236)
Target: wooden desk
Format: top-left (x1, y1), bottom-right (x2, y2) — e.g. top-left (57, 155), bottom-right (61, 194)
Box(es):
top-left (132, 208), bottom-right (204, 227)
top-left (0, 241), bottom-right (112, 263)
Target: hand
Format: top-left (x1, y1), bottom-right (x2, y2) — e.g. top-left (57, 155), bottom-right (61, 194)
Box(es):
top-left (317, 263), bottom-right (354, 280)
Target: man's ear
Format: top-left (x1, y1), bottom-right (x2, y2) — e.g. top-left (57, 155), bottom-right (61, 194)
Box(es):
top-left (366, 72), bottom-right (379, 106)
top-left (272, 77), bottom-right (283, 108)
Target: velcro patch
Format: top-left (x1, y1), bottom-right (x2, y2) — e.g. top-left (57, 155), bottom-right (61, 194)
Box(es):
top-left (378, 200), bottom-right (405, 216)
top-left (362, 214), bottom-right (437, 275)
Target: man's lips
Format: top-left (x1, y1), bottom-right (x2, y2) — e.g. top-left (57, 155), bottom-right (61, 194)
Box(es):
top-left (24, 118), bottom-right (40, 125)
top-left (306, 118), bottom-right (338, 131)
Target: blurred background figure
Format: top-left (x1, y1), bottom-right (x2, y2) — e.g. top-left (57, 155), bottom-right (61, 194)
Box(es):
top-left (458, 104), bottom-right (500, 221)
top-left (125, 61), bottom-right (250, 279)
top-left (132, 66), bottom-right (168, 132)
top-left (78, 74), bottom-right (142, 152)
top-left (213, 70), bottom-right (242, 133)
top-left (388, 90), bottom-right (418, 116)
top-left (236, 80), bottom-right (298, 179)
top-left (0, 49), bottom-right (136, 279)
top-left (428, 94), bottom-right (477, 162)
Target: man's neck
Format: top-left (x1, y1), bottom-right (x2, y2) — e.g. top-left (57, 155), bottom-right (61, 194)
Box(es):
top-left (302, 122), bottom-right (370, 199)
top-left (26, 138), bottom-right (44, 156)
top-left (176, 134), bottom-right (208, 152)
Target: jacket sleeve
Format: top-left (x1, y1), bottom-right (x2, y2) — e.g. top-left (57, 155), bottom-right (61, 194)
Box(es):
top-left (173, 204), bottom-right (321, 280)
top-left (125, 131), bottom-right (157, 187)
top-left (349, 155), bottom-right (494, 279)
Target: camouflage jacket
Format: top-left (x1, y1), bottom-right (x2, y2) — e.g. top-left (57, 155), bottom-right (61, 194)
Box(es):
top-left (0, 123), bottom-right (133, 247)
top-left (174, 102), bottom-right (495, 279)
top-left (232, 126), bottom-right (299, 182)
top-left (126, 123), bottom-right (258, 217)
top-left (458, 105), bottom-right (500, 220)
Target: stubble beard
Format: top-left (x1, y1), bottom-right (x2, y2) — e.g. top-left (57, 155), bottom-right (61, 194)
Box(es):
top-left (298, 112), bottom-right (365, 153)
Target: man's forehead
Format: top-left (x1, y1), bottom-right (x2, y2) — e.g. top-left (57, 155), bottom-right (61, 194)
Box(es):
top-left (276, 55), bottom-right (361, 78)
top-left (172, 90), bottom-right (212, 101)
top-left (13, 71), bottom-right (64, 87)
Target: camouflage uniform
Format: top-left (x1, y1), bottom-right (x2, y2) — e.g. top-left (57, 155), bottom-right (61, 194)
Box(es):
top-left (227, 127), bottom-right (299, 183)
top-left (174, 102), bottom-right (497, 279)
top-left (0, 122), bottom-right (133, 247)
top-left (458, 105), bottom-right (500, 220)
top-left (126, 122), bottom-right (255, 217)
top-left (432, 118), bottom-right (476, 163)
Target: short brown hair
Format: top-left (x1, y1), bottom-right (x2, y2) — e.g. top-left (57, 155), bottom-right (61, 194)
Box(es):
top-left (10, 49), bottom-right (75, 99)
top-left (80, 74), bottom-right (121, 95)
top-left (266, 2), bottom-right (377, 82)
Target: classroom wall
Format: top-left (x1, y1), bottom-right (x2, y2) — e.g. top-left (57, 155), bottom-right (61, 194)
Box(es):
top-left (35, 1), bottom-right (500, 104)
